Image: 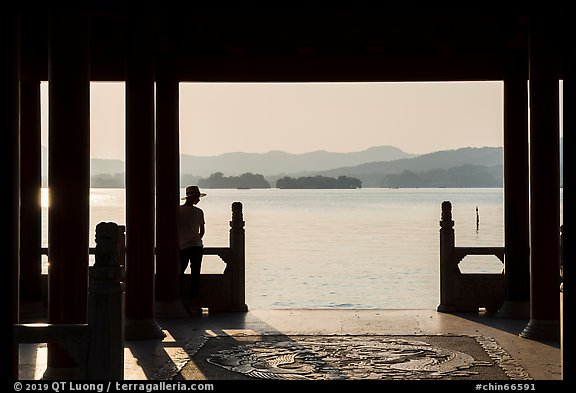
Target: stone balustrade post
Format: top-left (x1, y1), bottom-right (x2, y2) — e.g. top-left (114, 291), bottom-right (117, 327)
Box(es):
top-left (437, 201), bottom-right (457, 312)
top-left (229, 202), bottom-right (248, 311)
top-left (87, 222), bottom-right (125, 380)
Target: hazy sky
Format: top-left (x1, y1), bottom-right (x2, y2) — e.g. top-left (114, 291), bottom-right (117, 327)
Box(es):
top-left (40, 81), bottom-right (539, 160)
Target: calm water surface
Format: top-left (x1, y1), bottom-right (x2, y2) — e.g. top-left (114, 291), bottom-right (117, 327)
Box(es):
top-left (41, 188), bottom-right (563, 309)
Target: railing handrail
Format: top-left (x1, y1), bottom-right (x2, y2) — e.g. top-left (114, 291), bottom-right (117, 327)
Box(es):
top-left (453, 246), bottom-right (505, 264)
top-left (203, 247), bottom-right (231, 264)
top-left (13, 323), bottom-right (91, 378)
top-left (13, 323), bottom-right (88, 344)
top-left (454, 246), bottom-right (505, 253)
top-left (438, 200), bottom-right (506, 312)
top-left (41, 247), bottom-right (97, 254)
top-left (40, 246), bottom-right (232, 265)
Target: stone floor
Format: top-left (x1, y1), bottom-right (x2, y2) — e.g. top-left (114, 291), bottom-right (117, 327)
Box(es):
top-left (17, 309), bottom-right (561, 381)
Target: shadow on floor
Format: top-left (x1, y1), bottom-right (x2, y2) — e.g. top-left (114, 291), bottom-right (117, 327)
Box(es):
top-left (452, 311), bottom-right (560, 349)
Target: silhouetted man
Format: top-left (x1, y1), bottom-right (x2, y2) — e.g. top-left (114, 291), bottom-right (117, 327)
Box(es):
top-left (179, 185), bottom-right (206, 314)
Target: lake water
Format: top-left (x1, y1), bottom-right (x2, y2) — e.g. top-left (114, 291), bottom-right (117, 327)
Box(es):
top-left (41, 188), bottom-right (563, 310)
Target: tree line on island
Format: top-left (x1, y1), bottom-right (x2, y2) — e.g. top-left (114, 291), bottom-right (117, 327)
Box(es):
top-left (195, 172), bottom-right (362, 189)
top-left (83, 142), bottom-right (563, 188)
top-left (199, 172), bottom-right (270, 189)
top-left (90, 166), bottom-right (501, 189)
top-left (276, 175), bottom-right (361, 189)
top-left (89, 172), bottom-right (365, 189)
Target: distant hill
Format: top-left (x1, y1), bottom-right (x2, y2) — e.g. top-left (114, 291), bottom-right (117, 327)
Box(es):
top-left (42, 144), bottom-right (414, 179)
top-left (41, 146), bottom-right (126, 186)
top-left (39, 139), bottom-right (563, 188)
top-left (91, 158), bottom-right (125, 175)
top-left (319, 147), bottom-right (503, 176)
top-left (41, 146), bottom-right (125, 177)
top-left (381, 164), bottom-right (503, 188)
top-left (180, 146), bottom-right (416, 177)
top-left (268, 147), bottom-right (503, 187)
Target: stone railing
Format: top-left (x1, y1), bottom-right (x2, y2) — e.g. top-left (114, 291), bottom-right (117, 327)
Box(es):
top-left (437, 201), bottom-right (505, 313)
top-left (14, 222), bottom-right (125, 379)
top-left (187, 201), bottom-right (248, 311)
top-left (36, 202), bottom-right (248, 314)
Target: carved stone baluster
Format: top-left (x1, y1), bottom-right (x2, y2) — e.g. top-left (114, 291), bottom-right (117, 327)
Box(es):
top-left (87, 222), bottom-right (125, 379)
top-left (437, 201), bottom-right (456, 313)
top-left (229, 202), bottom-right (248, 311)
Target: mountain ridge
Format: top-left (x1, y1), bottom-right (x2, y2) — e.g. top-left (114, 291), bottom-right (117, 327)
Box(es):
top-left (40, 145), bottom-right (415, 177)
top-left (179, 145), bottom-right (416, 177)
top-left (319, 146), bottom-right (503, 176)
top-left (39, 139), bottom-right (563, 188)
top-left (268, 146), bottom-right (504, 187)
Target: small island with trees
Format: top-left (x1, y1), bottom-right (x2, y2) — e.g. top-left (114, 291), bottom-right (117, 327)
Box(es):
top-left (198, 172), bottom-right (271, 189)
top-left (194, 172), bottom-right (362, 189)
top-left (276, 175), bottom-right (362, 189)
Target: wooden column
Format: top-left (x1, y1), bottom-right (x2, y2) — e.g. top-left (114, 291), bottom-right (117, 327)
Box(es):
top-left (498, 67), bottom-right (531, 318)
top-left (125, 16), bottom-right (163, 339)
top-left (20, 80), bottom-right (42, 303)
top-left (560, 14), bottom-right (573, 381)
top-left (155, 62), bottom-right (187, 316)
top-left (520, 16), bottom-right (561, 341)
top-left (1, 12), bottom-right (20, 379)
top-left (46, 13), bottom-right (91, 377)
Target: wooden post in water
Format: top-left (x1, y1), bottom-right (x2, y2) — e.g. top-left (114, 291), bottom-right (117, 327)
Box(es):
top-left (476, 207), bottom-right (479, 232)
top-left (87, 222), bottom-right (125, 380)
top-left (229, 202), bottom-right (248, 312)
top-left (437, 201), bottom-right (457, 312)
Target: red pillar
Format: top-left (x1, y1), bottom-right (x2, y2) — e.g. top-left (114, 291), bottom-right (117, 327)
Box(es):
top-left (46, 14), bottom-right (91, 377)
top-left (20, 80), bottom-right (43, 303)
top-left (1, 12), bottom-right (20, 380)
top-left (155, 62), bottom-right (187, 316)
top-left (560, 14), bottom-right (574, 380)
top-left (125, 16), bottom-right (163, 339)
top-left (498, 61), bottom-right (531, 318)
top-left (520, 16), bottom-right (561, 341)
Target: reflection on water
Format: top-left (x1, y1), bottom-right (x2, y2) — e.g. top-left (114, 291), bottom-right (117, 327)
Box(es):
top-left (41, 188), bottom-right (563, 309)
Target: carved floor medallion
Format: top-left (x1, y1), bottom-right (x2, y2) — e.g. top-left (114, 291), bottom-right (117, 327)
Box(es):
top-left (182, 335), bottom-right (531, 380)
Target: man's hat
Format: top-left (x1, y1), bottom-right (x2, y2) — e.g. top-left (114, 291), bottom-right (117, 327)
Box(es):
top-left (182, 185), bottom-right (206, 200)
